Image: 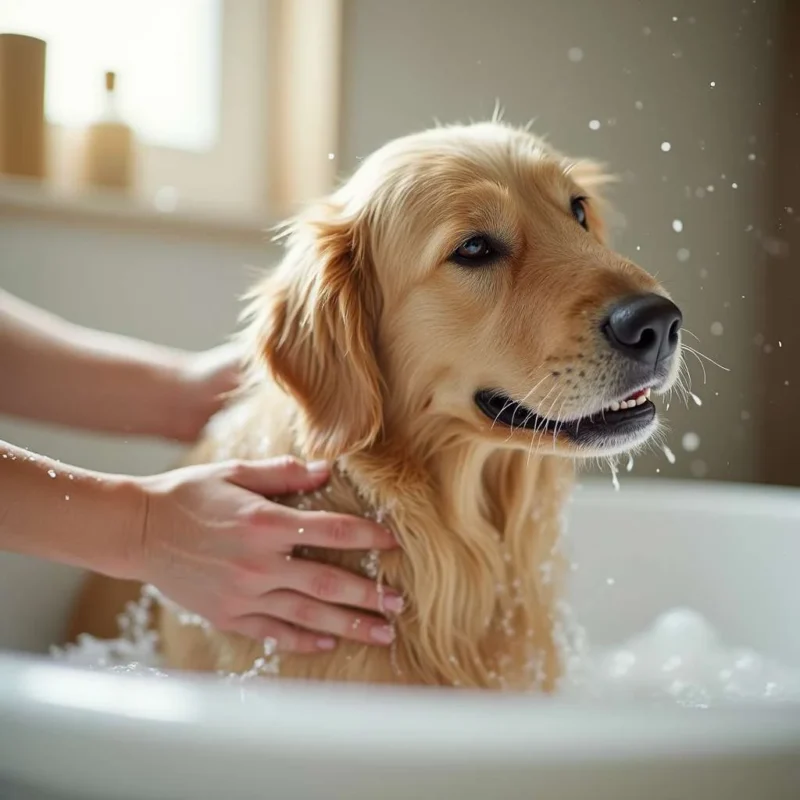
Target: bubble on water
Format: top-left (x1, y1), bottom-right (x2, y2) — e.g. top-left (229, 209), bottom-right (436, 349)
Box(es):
top-left (47, 469), bottom-right (56, 478)
top-left (661, 141), bottom-right (672, 152)
top-left (682, 432), bottom-right (701, 452)
top-left (689, 392), bottom-right (703, 407)
top-left (568, 47), bottom-right (584, 62)
top-left (677, 248), bottom-right (691, 262)
top-left (634, 100), bottom-right (644, 110)
top-left (588, 119), bottom-right (601, 131)
top-left (662, 445), bottom-right (676, 465)
top-left (672, 219), bottom-right (684, 233)
top-left (710, 321), bottom-right (724, 336)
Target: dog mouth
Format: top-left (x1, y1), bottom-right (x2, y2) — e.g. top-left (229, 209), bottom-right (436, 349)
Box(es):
top-left (474, 386), bottom-right (657, 447)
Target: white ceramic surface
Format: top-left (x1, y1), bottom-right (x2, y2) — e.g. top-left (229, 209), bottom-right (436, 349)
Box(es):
top-left (1, 478), bottom-right (799, 800)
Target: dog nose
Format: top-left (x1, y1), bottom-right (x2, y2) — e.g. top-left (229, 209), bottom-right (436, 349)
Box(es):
top-left (604, 293), bottom-right (682, 365)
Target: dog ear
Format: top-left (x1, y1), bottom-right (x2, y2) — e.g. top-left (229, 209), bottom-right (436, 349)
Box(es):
top-left (245, 205), bottom-right (383, 461)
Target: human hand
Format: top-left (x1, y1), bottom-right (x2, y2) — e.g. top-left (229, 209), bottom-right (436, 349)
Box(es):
top-left (169, 342), bottom-right (242, 443)
top-left (131, 457), bottom-right (401, 653)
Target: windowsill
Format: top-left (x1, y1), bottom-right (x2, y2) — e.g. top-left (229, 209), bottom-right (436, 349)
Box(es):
top-left (0, 175), bottom-right (275, 244)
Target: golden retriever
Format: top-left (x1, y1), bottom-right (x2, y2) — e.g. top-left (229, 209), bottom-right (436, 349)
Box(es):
top-left (68, 120), bottom-right (683, 691)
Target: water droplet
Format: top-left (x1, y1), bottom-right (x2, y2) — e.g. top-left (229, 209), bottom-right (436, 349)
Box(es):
top-left (707, 184), bottom-right (715, 192)
top-left (610, 462), bottom-right (620, 491)
top-left (779, 341), bottom-right (783, 347)
top-left (682, 432), bottom-right (700, 452)
top-left (672, 219), bottom-right (684, 233)
top-left (741, 410), bottom-right (751, 422)
top-left (297, 527), bottom-right (305, 535)
top-left (710, 80), bottom-right (716, 87)
top-left (690, 392), bottom-right (703, 406)
top-left (732, 182), bottom-right (738, 189)
top-left (65, 495), bottom-right (70, 501)
top-left (690, 459), bottom-right (708, 478)
top-left (47, 469), bottom-right (56, 479)
top-left (677, 248), bottom-right (691, 262)
top-left (606, 577), bottom-right (616, 586)
top-left (661, 141), bottom-right (672, 152)
top-left (635, 100), bottom-right (644, 110)
top-left (642, 26), bottom-right (652, 35)
top-left (748, 153), bottom-right (756, 161)
top-left (626, 454), bottom-right (634, 472)
top-left (662, 445), bottom-right (676, 464)
top-left (672, 15), bottom-right (678, 22)
top-left (588, 119), bottom-right (601, 131)
top-left (695, 187), bottom-right (706, 198)
top-left (568, 47), bottom-right (584, 62)
top-left (710, 321), bottom-right (724, 336)
top-left (327, 153), bottom-right (335, 160)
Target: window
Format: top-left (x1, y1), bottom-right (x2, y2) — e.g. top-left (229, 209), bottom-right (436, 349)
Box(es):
top-left (0, 0), bottom-right (221, 153)
top-left (0, 0), bottom-right (342, 226)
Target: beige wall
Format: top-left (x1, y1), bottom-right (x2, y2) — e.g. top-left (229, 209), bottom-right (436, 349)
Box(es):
top-left (0, 0), bottom-right (782, 485)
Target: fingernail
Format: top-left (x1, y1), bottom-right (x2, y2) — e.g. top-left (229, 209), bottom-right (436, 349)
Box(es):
top-left (306, 460), bottom-right (330, 474)
top-left (316, 637), bottom-right (337, 650)
top-left (383, 593), bottom-right (404, 614)
top-left (370, 624), bottom-right (395, 644)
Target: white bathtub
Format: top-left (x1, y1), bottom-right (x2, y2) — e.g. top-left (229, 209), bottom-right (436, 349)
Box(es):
top-left (1, 479), bottom-right (799, 800)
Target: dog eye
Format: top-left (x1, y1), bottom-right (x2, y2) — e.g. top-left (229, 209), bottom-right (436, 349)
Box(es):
top-left (571, 197), bottom-right (588, 230)
top-left (451, 235), bottom-right (499, 267)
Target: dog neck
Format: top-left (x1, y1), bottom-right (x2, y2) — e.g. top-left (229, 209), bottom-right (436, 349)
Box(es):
top-left (332, 425), bottom-right (575, 690)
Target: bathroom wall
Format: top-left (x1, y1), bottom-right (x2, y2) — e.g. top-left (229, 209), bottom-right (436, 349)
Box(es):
top-left (0, 0), bottom-right (782, 484)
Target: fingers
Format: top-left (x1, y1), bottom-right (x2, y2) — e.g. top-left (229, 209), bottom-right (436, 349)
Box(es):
top-left (269, 506), bottom-right (398, 551)
top-left (231, 615), bottom-right (338, 654)
top-left (258, 591), bottom-right (396, 646)
top-left (226, 456), bottom-right (331, 496)
top-left (277, 559), bottom-right (404, 615)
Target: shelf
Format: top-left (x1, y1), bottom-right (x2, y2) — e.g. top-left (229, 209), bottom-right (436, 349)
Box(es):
top-left (0, 176), bottom-right (275, 244)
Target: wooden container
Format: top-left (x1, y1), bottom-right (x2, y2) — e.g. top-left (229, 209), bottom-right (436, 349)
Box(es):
top-left (0, 33), bottom-right (47, 179)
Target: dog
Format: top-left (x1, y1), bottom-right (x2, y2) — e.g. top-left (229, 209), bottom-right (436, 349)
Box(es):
top-left (68, 120), bottom-right (683, 690)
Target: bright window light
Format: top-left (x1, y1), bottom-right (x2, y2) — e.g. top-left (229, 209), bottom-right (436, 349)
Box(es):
top-left (0, 0), bottom-right (221, 152)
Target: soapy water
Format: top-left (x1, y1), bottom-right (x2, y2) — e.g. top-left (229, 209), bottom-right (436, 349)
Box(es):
top-left (52, 594), bottom-right (800, 707)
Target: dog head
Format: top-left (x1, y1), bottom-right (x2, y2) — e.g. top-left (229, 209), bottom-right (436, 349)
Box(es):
top-left (251, 122), bottom-right (683, 461)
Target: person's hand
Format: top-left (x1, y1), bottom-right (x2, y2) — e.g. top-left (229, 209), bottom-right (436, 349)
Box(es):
top-left (131, 457), bottom-right (401, 653)
top-left (169, 342), bottom-right (242, 442)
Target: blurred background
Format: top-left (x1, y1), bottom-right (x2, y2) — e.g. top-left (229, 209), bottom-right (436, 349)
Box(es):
top-left (0, 0), bottom-right (795, 487)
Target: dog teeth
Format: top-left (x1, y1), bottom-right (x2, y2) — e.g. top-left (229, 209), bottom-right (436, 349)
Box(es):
top-left (603, 387), bottom-right (652, 413)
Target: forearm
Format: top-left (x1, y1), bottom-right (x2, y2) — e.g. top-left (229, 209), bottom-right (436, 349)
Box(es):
top-left (0, 289), bottom-right (194, 439)
top-left (0, 440), bottom-right (143, 578)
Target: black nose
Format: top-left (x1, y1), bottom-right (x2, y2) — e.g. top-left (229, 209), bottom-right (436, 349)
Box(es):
top-left (604, 293), bottom-right (682, 365)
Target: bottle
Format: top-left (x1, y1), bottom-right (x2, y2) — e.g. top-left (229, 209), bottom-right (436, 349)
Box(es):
top-left (82, 71), bottom-right (135, 192)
